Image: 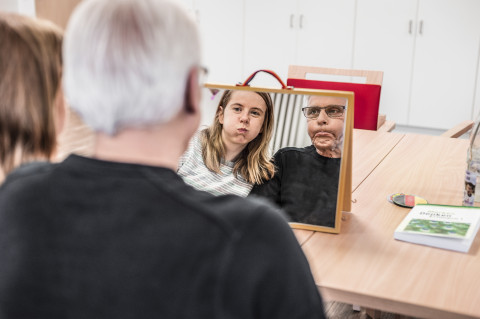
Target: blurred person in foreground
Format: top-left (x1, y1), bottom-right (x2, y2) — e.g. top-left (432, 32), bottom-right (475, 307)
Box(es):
top-left (0, 0), bottom-right (326, 318)
top-left (0, 12), bottom-right (64, 183)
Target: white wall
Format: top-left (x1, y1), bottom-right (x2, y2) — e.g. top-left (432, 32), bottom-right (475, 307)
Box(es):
top-left (0, 0), bottom-right (35, 16)
top-left (0, 0), bottom-right (18, 12)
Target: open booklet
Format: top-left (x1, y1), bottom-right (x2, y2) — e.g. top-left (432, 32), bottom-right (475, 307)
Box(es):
top-left (394, 204), bottom-right (480, 253)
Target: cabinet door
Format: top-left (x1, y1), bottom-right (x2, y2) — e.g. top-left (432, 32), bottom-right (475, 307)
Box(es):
top-left (353, 0), bottom-right (418, 126)
top-left (296, 0), bottom-right (356, 70)
top-left (243, 0), bottom-right (297, 86)
top-left (408, 0), bottom-right (480, 129)
top-left (196, 0), bottom-right (244, 85)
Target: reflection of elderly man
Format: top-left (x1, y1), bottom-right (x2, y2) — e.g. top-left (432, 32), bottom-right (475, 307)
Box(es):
top-left (250, 95), bottom-right (346, 227)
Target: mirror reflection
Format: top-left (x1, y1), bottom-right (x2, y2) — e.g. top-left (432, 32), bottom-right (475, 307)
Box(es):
top-left (250, 94), bottom-right (346, 228)
top-left (179, 85), bottom-right (348, 231)
top-left (178, 89), bottom-right (275, 197)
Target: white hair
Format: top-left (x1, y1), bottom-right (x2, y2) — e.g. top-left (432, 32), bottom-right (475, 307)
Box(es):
top-left (63, 0), bottom-right (200, 135)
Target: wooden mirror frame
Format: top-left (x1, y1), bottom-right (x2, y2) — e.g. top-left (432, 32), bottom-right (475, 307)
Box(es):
top-left (203, 83), bottom-right (353, 233)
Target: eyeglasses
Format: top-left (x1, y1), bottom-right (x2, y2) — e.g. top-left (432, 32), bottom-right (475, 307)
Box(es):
top-left (198, 66), bottom-right (209, 86)
top-left (301, 105), bottom-right (345, 119)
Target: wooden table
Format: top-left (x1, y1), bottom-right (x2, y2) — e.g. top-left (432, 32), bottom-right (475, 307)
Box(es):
top-left (298, 130), bottom-right (479, 319)
top-left (351, 129), bottom-right (404, 192)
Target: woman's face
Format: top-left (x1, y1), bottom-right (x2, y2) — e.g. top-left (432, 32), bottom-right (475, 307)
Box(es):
top-left (306, 95), bottom-right (346, 156)
top-left (219, 90), bottom-right (267, 150)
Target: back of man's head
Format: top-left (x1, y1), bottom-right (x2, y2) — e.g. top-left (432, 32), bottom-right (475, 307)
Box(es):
top-left (63, 0), bottom-right (200, 135)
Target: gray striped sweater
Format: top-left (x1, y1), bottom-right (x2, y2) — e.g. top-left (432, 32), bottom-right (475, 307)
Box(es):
top-left (177, 132), bottom-right (252, 197)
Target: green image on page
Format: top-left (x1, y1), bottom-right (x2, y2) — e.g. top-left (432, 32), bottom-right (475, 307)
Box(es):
top-left (392, 194), bottom-right (428, 208)
top-left (404, 219), bottom-right (470, 237)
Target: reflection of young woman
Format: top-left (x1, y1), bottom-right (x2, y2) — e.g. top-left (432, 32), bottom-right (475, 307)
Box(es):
top-left (0, 13), bottom-right (64, 183)
top-left (250, 95), bottom-right (346, 227)
top-left (178, 90), bottom-right (275, 197)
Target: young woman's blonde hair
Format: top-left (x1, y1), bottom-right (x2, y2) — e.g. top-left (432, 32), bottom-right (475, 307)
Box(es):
top-left (0, 13), bottom-right (63, 176)
top-left (200, 90), bottom-right (275, 184)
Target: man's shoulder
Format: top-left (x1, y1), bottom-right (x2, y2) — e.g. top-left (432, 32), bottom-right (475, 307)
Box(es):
top-left (0, 162), bottom-right (58, 220)
top-left (272, 146), bottom-right (316, 165)
top-left (217, 194), bottom-right (285, 219)
top-left (0, 161), bottom-right (56, 193)
top-left (275, 145), bottom-right (314, 156)
top-left (118, 166), bottom-right (289, 235)
top-left (187, 190), bottom-right (288, 232)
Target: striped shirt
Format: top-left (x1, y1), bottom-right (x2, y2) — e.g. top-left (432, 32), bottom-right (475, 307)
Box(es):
top-left (177, 132), bottom-right (253, 197)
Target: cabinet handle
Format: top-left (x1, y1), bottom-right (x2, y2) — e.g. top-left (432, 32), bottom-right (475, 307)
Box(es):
top-left (299, 14), bottom-right (304, 29)
top-left (419, 20), bottom-right (423, 35)
top-left (290, 14), bottom-right (294, 28)
top-left (409, 20), bottom-right (413, 34)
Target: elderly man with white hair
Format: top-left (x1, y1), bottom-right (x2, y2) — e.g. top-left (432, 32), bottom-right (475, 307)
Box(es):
top-left (0, 0), bottom-right (325, 318)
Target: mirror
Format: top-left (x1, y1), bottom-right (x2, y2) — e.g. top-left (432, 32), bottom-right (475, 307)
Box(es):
top-left (201, 83), bottom-right (353, 233)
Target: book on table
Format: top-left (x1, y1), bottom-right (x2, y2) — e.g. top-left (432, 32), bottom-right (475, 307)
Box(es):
top-left (394, 204), bottom-right (480, 253)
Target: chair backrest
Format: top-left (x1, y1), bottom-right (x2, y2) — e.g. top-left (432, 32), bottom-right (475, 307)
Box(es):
top-left (287, 65), bottom-right (383, 131)
top-left (441, 120), bottom-right (474, 138)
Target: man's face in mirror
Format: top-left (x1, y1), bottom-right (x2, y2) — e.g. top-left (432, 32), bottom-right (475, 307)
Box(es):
top-left (466, 182), bottom-right (474, 197)
top-left (305, 95), bottom-right (346, 158)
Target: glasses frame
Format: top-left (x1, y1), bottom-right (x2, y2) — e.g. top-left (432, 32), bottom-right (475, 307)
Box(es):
top-left (301, 105), bottom-right (346, 119)
top-left (198, 66), bottom-right (209, 86)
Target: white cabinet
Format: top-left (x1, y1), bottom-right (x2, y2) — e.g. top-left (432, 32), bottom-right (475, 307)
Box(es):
top-left (192, 0), bottom-right (480, 131)
top-left (176, 0), bottom-right (244, 85)
top-left (195, 0), bottom-right (244, 85)
top-left (243, 0), bottom-right (356, 87)
top-left (353, 0), bottom-right (417, 126)
top-left (354, 0), bottom-right (480, 129)
top-left (409, 0), bottom-right (480, 129)
top-left (296, 0), bottom-right (356, 71)
top-left (243, 0), bottom-right (297, 86)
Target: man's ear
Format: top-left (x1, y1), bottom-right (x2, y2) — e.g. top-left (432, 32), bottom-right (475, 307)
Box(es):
top-left (184, 68), bottom-right (200, 115)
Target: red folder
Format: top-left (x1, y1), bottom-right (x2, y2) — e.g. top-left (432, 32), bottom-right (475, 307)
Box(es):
top-left (286, 78), bottom-right (382, 131)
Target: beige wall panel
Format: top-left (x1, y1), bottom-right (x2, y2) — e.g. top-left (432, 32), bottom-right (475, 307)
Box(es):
top-left (35, 0), bottom-right (82, 29)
